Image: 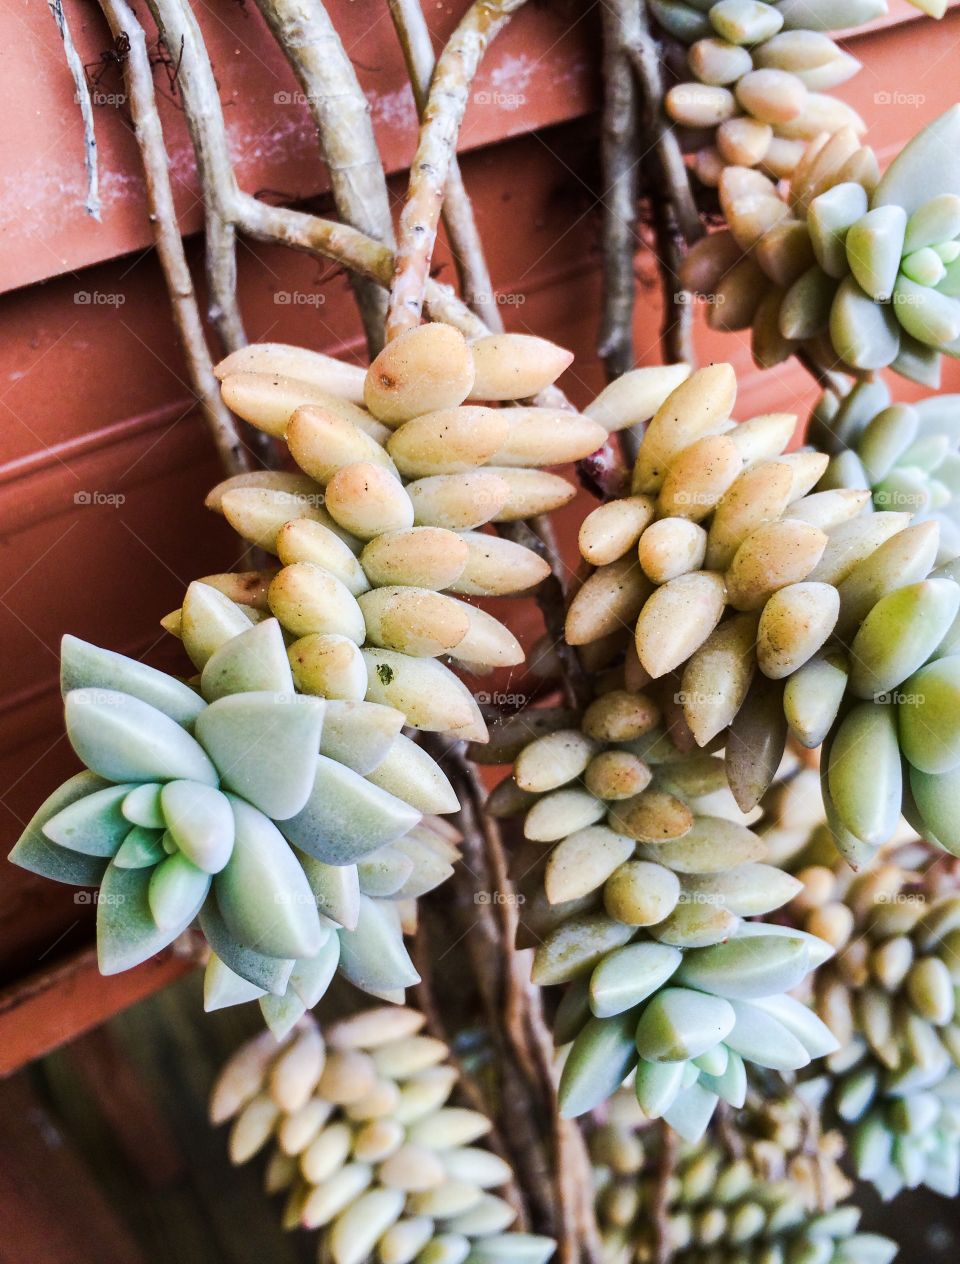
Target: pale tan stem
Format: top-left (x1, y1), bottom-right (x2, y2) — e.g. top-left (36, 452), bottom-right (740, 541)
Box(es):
top-left (253, 0), bottom-right (394, 353)
top-left (49, 0), bottom-right (101, 220)
top-left (385, 0), bottom-right (527, 340)
top-left (388, 0), bottom-right (504, 331)
top-left (98, 0), bottom-right (251, 477)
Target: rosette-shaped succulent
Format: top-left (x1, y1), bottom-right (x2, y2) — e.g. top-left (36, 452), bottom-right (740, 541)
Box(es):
top-left (813, 380), bottom-right (960, 561)
top-left (683, 106), bottom-right (960, 387)
top-left (590, 1084), bottom-right (891, 1264)
top-left (9, 625), bottom-right (461, 1035)
top-left (661, 0), bottom-right (872, 185)
top-left (564, 363), bottom-right (960, 865)
top-left (187, 325), bottom-right (610, 744)
top-left (490, 709), bottom-right (835, 1138)
top-left (789, 841), bottom-right (960, 1197)
top-left (211, 1008), bottom-right (555, 1264)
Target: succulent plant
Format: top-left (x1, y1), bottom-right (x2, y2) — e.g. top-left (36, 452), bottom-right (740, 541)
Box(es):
top-left (590, 1084), bottom-right (892, 1264)
top-left (9, 627), bottom-right (461, 1035)
top-left (557, 361), bottom-right (960, 866)
top-left (683, 106), bottom-right (960, 387)
top-left (211, 1007), bottom-right (555, 1264)
top-left (661, 0), bottom-right (872, 185)
top-left (492, 713), bottom-right (835, 1138)
top-left (788, 837), bottom-right (960, 1198)
top-left (813, 380), bottom-right (960, 561)
top-left (167, 325), bottom-right (612, 745)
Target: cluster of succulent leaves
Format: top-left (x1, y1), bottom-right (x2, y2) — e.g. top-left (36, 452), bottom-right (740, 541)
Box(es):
top-left (684, 106), bottom-right (960, 386)
top-left (493, 711), bottom-right (836, 1141)
top-left (211, 1007), bottom-right (555, 1264)
top-left (590, 1083), bottom-right (894, 1264)
top-left (187, 323), bottom-right (604, 744)
top-left (784, 828), bottom-right (960, 1199)
top-left (560, 361), bottom-right (960, 868)
top-left (10, 626), bottom-right (463, 1036)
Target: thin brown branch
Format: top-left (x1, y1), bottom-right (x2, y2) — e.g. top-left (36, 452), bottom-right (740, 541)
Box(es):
top-left (597, 1), bottom-right (640, 382)
top-left (98, 0), bottom-right (251, 478)
top-left (651, 1120), bottom-right (679, 1264)
top-left (388, 0), bottom-right (505, 331)
top-left (49, 0), bottom-right (101, 220)
top-left (253, 0), bottom-right (394, 355)
top-left (623, 4), bottom-right (701, 246)
top-left (385, 0), bottom-right (528, 340)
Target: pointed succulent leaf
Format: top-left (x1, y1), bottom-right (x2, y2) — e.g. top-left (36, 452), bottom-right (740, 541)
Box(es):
top-left (589, 943), bottom-right (682, 1018)
top-left (532, 915), bottom-right (636, 987)
top-left (148, 853), bottom-right (212, 931)
top-left (279, 755), bottom-right (420, 866)
top-left (558, 1010), bottom-right (639, 1118)
top-left (200, 618), bottom-right (294, 702)
top-left (180, 581), bottom-right (254, 670)
top-left (724, 1000), bottom-right (812, 1070)
top-left (160, 780), bottom-right (235, 873)
top-left (634, 1058), bottom-right (686, 1118)
top-left (318, 700), bottom-right (405, 774)
top-left (121, 783), bottom-right (165, 828)
top-left (662, 1080), bottom-right (720, 1142)
top-left (65, 689), bottom-right (219, 787)
top-left (699, 1047), bottom-right (747, 1108)
top-left (260, 989), bottom-right (308, 1041)
top-left (898, 656), bottom-right (960, 773)
top-left (733, 922), bottom-right (835, 968)
top-left (203, 953), bottom-right (268, 1011)
top-left (677, 936), bottom-right (812, 999)
top-left (42, 782), bottom-right (139, 856)
top-left (910, 761), bottom-right (960, 854)
top-left (196, 692), bottom-right (325, 820)
top-left (829, 277), bottom-right (901, 370)
top-left (827, 702), bottom-right (903, 847)
top-left (634, 988), bottom-right (736, 1062)
top-left (61, 635), bottom-right (204, 727)
top-left (97, 858), bottom-right (204, 974)
top-left (296, 851), bottom-right (362, 930)
top-left (289, 933), bottom-right (341, 1008)
top-left (9, 771), bottom-right (112, 886)
top-left (365, 734), bottom-right (460, 815)
top-left (845, 206), bottom-right (906, 302)
top-left (873, 105), bottom-right (960, 218)
top-left (749, 995), bottom-right (840, 1057)
top-left (113, 826), bottom-right (166, 869)
top-left (337, 896), bottom-right (420, 996)
top-left (215, 795), bottom-right (323, 960)
top-left (198, 900), bottom-right (295, 995)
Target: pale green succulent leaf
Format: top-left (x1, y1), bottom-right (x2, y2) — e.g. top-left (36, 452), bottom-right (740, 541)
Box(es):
top-left (199, 618), bottom-right (294, 702)
top-left (894, 276), bottom-right (960, 349)
top-left (749, 995), bottom-right (840, 1058)
top-left (725, 1000), bottom-right (812, 1070)
top-left (898, 655), bottom-right (960, 773)
top-left (279, 754), bottom-right (421, 866)
top-left (662, 1080), bottom-right (720, 1142)
top-left (366, 733), bottom-right (460, 814)
top-left (203, 952), bottom-right (268, 1011)
top-left (260, 988), bottom-right (308, 1040)
top-left (699, 1046), bottom-right (747, 1107)
top-left (9, 771), bottom-right (112, 886)
top-left (289, 932), bottom-right (340, 1008)
top-left (296, 851), bottom-right (361, 930)
top-left (357, 847), bottom-right (415, 898)
top-left (195, 692), bottom-right (325, 820)
top-left (198, 899), bottom-right (295, 995)
top-left (215, 795), bottom-right (323, 959)
top-left (676, 936), bottom-right (812, 999)
top-left (589, 942), bottom-right (682, 1018)
top-left (65, 688), bottom-right (219, 787)
top-left (337, 896), bottom-right (419, 996)
top-left (318, 699), bottom-right (405, 774)
top-left (160, 780), bottom-right (235, 873)
top-left (873, 105), bottom-right (960, 218)
top-left (42, 782), bottom-right (139, 856)
top-left (845, 207), bottom-right (906, 302)
top-left (113, 826), bottom-right (166, 869)
top-left (911, 760), bottom-right (960, 854)
top-left (830, 277), bottom-right (900, 371)
top-left (465, 1235), bottom-right (556, 1263)
top-left (634, 987), bottom-right (736, 1062)
top-left (634, 1059), bottom-right (686, 1118)
top-left (97, 859), bottom-right (201, 974)
top-left (558, 1010), bottom-right (639, 1118)
top-left (827, 702), bottom-right (903, 848)
top-left (148, 852), bottom-right (211, 931)
top-left (121, 783), bottom-right (166, 829)
top-left (61, 635), bottom-right (204, 727)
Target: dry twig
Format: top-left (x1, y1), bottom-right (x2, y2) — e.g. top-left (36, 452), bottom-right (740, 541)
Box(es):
top-left (254, 0), bottom-right (394, 354)
top-left (49, 0), bottom-right (101, 220)
top-left (387, 0), bottom-right (504, 331)
top-left (386, 0), bottom-right (527, 339)
top-left (97, 0), bottom-right (251, 477)
top-left (651, 1119), bottom-right (680, 1264)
